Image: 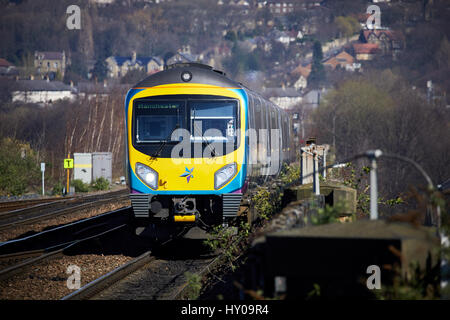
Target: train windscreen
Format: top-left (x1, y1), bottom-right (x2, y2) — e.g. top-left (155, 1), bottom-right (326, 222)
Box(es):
top-left (189, 100), bottom-right (238, 143)
top-left (135, 101), bottom-right (185, 143)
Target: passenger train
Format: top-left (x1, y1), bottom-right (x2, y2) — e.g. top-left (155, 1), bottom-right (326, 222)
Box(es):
top-left (124, 63), bottom-right (294, 238)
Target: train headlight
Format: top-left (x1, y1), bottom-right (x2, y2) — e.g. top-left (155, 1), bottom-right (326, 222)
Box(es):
top-left (181, 71), bottom-right (192, 82)
top-left (214, 163), bottom-right (237, 190)
top-left (136, 163), bottom-right (158, 190)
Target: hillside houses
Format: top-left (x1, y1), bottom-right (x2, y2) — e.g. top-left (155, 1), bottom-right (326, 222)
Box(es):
top-left (353, 43), bottom-right (380, 61)
top-left (322, 51), bottom-right (361, 71)
top-left (0, 58), bottom-right (18, 77)
top-left (34, 51), bottom-right (67, 79)
top-left (359, 29), bottom-right (403, 58)
top-left (106, 52), bottom-right (162, 78)
top-left (264, 87), bottom-right (302, 110)
top-left (12, 79), bottom-right (76, 105)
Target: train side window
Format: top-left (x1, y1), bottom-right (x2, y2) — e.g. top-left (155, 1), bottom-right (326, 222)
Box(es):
top-left (255, 96), bottom-right (262, 130)
top-left (248, 94), bottom-right (255, 130)
top-left (283, 116), bottom-right (288, 147)
top-left (271, 106), bottom-right (277, 132)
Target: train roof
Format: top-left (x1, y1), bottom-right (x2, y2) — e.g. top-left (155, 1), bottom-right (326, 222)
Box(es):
top-left (133, 63), bottom-right (242, 89)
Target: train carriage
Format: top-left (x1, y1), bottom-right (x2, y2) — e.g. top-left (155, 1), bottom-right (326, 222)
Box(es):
top-left (124, 63), bottom-right (294, 238)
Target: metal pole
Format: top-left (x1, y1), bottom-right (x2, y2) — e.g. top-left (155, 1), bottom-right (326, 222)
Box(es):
top-left (66, 153), bottom-right (70, 196)
top-left (313, 151), bottom-right (320, 196)
top-left (366, 149), bottom-right (382, 220)
top-left (40, 162), bottom-right (45, 196)
top-left (370, 156), bottom-right (378, 220)
top-left (300, 149), bottom-right (304, 185)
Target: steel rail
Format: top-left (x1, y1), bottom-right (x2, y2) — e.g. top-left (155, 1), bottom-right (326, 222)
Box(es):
top-left (0, 194), bottom-right (130, 231)
top-left (61, 250), bottom-right (155, 300)
top-left (0, 188), bottom-right (127, 218)
top-left (0, 224), bottom-right (128, 282)
top-left (0, 206), bottom-right (132, 255)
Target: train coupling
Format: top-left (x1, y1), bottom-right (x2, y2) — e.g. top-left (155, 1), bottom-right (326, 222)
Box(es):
top-left (173, 197), bottom-right (197, 222)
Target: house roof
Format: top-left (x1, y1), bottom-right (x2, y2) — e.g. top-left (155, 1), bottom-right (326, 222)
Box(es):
top-left (0, 58), bottom-right (13, 68)
top-left (14, 80), bottom-right (75, 92)
top-left (35, 51), bottom-right (64, 60)
top-left (362, 29), bottom-right (399, 42)
top-left (303, 89), bottom-right (328, 105)
top-left (111, 56), bottom-right (162, 67)
top-left (353, 43), bottom-right (379, 54)
top-left (264, 87), bottom-right (302, 98)
top-left (323, 51), bottom-right (354, 69)
top-left (291, 63), bottom-right (311, 78)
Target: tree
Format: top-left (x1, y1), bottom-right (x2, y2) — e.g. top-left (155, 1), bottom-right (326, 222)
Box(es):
top-left (91, 59), bottom-right (108, 82)
top-left (335, 16), bottom-right (360, 39)
top-left (120, 68), bottom-right (148, 85)
top-left (435, 36), bottom-right (450, 69)
top-left (308, 41), bottom-right (326, 88)
top-left (312, 71), bottom-right (450, 204)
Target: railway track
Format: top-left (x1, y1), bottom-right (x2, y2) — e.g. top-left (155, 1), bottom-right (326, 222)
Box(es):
top-left (0, 189), bottom-right (127, 213)
top-left (0, 224), bottom-right (127, 282)
top-left (62, 237), bottom-right (221, 300)
top-left (0, 197), bottom-right (75, 213)
top-left (0, 206), bottom-right (144, 300)
top-left (0, 189), bottom-right (129, 232)
top-left (0, 206), bottom-right (133, 254)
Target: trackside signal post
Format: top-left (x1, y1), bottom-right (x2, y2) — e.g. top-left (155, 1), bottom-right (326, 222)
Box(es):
top-left (366, 150), bottom-right (382, 220)
top-left (40, 162), bottom-right (45, 196)
top-left (64, 154), bottom-right (73, 195)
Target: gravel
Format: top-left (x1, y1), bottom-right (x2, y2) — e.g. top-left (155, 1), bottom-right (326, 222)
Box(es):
top-left (0, 254), bottom-right (133, 300)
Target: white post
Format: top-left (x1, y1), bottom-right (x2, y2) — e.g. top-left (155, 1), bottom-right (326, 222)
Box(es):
top-left (313, 151), bottom-right (320, 196)
top-left (370, 157), bottom-right (378, 220)
top-left (367, 150), bottom-right (382, 220)
top-left (40, 162), bottom-right (45, 196)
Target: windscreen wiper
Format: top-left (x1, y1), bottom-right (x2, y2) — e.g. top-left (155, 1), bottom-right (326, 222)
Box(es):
top-left (151, 124), bottom-right (179, 158)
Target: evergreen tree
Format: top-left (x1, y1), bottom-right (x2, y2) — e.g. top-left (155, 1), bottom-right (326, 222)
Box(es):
top-left (92, 59), bottom-right (108, 82)
top-left (309, 41), bottom-right (326, 89)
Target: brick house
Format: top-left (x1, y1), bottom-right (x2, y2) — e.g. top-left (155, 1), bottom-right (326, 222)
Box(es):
top-left (105, 52), bottom-right (163, 78)
top-left (34, 51), bottom-right (67, 79)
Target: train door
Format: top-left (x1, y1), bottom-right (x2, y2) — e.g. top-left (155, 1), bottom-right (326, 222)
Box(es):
top-left (247, 93), bottom-right (256, 179)
top-left (259, 97), bottom-right (270, 178)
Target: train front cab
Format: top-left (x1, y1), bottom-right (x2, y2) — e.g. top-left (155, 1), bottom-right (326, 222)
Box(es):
top-left (125, 84), bottom-right (248, 237)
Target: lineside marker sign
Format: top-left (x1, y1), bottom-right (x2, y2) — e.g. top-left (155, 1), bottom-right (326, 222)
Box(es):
top-left (64, 158), bottom-right (74, 169)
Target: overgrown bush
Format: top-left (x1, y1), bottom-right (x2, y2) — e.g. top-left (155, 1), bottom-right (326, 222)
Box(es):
top-left (91, 177), bottom-right (110, 191)
top-left (72, 179), bottom-right (89, 193)
top-left (252, 187), bottom-right (282, 220)
top-left (280, 163), bottom-right (300, 186)
top-left (51, 181), bottom-right (64, 195)
top-left (183, 272), bottom-right (202, 300)
top-left (0, 138), bottom-right (40, 196)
